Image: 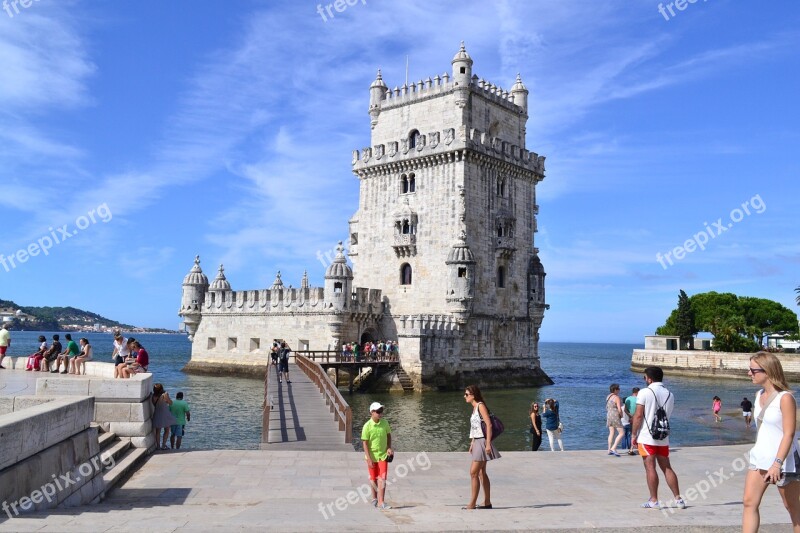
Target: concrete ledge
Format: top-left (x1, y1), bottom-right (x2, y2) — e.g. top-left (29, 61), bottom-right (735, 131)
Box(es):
top-left (183, 359), bottom-right (267, 378)
top-left (36, 373), bottom-right (152, 402)
top-left (631, 349), bottom-right (800, 381)
top-left (109, 420), bottom-right (152, 438)
top-left (0, 396), bottom-right (94, 470)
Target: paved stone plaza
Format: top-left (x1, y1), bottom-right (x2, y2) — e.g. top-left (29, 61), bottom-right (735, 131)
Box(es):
top-left (0, 444), bottom-right (794, 531)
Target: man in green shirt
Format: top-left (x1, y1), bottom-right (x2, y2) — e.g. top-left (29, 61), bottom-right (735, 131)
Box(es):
top-left (52, 334), bottom-right (80, 374)
top-left (169, 392), bottom-right (191, 449)
top-left (361, 401), bottom-right (393, 510)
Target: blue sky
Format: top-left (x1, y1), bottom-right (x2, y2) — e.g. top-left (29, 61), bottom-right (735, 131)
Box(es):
top-left (0, 0), bottom-right (797, 342)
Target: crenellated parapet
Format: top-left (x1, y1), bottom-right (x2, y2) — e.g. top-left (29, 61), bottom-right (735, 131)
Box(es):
top-left (397, 314), bottom-right (464, 337)
top-left (352, 127), bottom-right (545, 178)
top-left (201, 285), bottom-right (382, 315)
top-left (373, 74), bottom-right (524, 115)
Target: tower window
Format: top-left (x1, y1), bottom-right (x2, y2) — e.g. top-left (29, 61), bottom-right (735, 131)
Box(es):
top-left (496, 177), bottom-right (506, 197)
top-left (409, 173), bottom-right (416, 192)
top-left (334, 282), bottom-right (343, 293)
top-left (460, 67), bottom-right (466, 74)
top-left (408, 129), bottom-right (419, 149)
top-left (400, 263), bottom-right (413, 285)
top-left (458, 267), bottom-right (467, 278)
top-left (497, 266), bottom-right (506, 288)
top-left (401, 174), bottom-right (409, 194)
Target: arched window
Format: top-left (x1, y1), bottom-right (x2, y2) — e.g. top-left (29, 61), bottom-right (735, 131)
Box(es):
top-left (334, 282), bottom-right (342, 293)
top-left (496, 177), bottom-right (506, 197)
top-left (497, 225), bottom-right (503, 238)
top-left (497, 266), bottom-right (506, 288)
top-left (402, 220), bottom-right (410, 234)
top-left (408, 129), bottom-right (419, 149)
top-left (401, 174), bottom-right (409, 194)
top-left (408, 173), bottom-right (416, 192)
top-left (400, 263), bottom-right (412, 285)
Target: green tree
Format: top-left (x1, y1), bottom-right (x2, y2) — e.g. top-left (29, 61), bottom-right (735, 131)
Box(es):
top-left (655, 291), bottom-right (798, 353)
top-left (675, 290), bottom-right (696, 349)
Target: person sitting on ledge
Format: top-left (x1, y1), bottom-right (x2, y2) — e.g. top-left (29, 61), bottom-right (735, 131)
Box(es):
top-left (119, 341), bottom-right (149, 378)
top-left (41, 334), bottom-right (62, 372)
top-left (25, 335), bottom-right (47, 371)
top-left (52, 334), bottom-right (79, 374)
top-left (70, 338), bottom-right (93, 375)
top-left (115, 337), bottom-right (136, 378)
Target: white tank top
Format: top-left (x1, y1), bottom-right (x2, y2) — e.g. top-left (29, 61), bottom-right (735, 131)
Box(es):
top-left (750, 390), bottom-right (799, 471)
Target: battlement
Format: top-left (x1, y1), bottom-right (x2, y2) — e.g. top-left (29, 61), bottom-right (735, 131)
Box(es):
top-left (202, 286), bottom-right (382, 314)
top-left (352, 126), bottom-right (545, 175)
top-left (376, 73), bottom-right (523, 114)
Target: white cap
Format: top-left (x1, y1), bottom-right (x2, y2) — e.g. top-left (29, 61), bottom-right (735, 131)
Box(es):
top-left (369, 402), bottom-right (384, 412)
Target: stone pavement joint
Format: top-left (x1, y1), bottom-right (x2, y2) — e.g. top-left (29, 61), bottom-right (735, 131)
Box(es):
top-left (0, 445), bottom-right (796, 531)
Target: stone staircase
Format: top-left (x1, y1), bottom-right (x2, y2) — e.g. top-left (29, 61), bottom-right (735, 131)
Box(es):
top-left (395, 367), bottom-right (415, 391)
top-left (94, 424), bottom-right (148, 502)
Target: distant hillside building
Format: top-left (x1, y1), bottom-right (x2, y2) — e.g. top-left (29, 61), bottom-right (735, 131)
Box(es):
top-left (179, 43), bottom-right (551, 389)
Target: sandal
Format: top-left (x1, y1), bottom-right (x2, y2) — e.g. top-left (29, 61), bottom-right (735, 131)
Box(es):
top-left (461, 505), bottom-right (476, 510)
top-left (477, 504), bottom-right (493, 509)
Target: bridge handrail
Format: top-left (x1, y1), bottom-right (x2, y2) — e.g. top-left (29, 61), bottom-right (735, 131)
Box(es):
top-left (261, 358), bottom-right (273, 444)
top-left (295, 354), bottom-right (352, 444)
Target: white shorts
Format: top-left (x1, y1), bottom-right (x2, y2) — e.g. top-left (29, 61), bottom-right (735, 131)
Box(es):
top-left (743, 411), bottom-right (752, 417)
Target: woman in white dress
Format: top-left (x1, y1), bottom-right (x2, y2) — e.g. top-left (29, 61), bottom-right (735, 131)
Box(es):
top-left (742, 351), bottom-right (800, 532)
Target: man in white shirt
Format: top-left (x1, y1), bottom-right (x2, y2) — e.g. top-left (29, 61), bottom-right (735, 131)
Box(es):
top-left (0, 323), bottom-right (10, 369)
top-left (631, 366), bottom-right (685, 510)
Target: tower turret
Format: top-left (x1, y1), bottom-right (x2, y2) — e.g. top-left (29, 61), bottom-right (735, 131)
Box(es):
top-left (179, 256), bottom-right (209, 341)
top-left (324, 242), bottom-right (354, 311)
top-left (210, 264), bottom-right (231, 292)
top-left (527, 252), bottom-right (547, 316)
top-left (445, 233), bottom-right (476, 323)
top-left (511, 73), bottom-right (529, 115)
top-left (451, 41), bottom-right (473, 108)
top-left (369, 69), bottom-right (387, 129)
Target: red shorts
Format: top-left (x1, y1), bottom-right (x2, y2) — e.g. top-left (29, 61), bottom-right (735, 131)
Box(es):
top-left (366, 460), bottom-right (388, 481)
top-left (638, 443), bottom-right (669, 457)
top-left (0, 346), bottom-right (6, 355)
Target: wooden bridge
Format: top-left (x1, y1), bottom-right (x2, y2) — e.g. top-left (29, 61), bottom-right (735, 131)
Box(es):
top-left (297, 350), bottom-right (412, 392)
top-left (261, 352), bottom-right (412, 450)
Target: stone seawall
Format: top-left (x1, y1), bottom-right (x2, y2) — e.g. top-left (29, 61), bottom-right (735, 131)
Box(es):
top-left (631, 349), bottom-right (800, 381)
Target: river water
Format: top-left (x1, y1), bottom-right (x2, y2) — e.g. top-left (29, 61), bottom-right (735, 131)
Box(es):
top-left (8, 333), bottom-right (763, 451)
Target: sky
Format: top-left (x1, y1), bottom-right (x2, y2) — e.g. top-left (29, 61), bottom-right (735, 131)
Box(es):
top-left (0, 0), bottom-right (798, 342)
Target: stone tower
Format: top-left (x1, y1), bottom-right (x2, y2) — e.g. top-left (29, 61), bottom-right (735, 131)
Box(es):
top-left (179, 256), bottom-right (209, 341)
top-left (350, 43), bottom-right (550, 388)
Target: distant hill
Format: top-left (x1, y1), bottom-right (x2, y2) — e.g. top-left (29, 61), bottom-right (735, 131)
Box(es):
top-left (0, 298), bottom-right (172, 333)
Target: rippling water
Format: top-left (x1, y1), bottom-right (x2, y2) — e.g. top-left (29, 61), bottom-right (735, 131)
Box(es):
top-left (9, 333), bottom-right (763, 451)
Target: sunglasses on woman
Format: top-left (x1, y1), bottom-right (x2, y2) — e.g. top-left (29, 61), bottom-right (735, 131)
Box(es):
top-left (748, 367), bottom-right (766, 374)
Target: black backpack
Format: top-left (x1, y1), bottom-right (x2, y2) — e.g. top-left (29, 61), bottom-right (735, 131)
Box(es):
top-left (647, 390), bottom-right (671, 440)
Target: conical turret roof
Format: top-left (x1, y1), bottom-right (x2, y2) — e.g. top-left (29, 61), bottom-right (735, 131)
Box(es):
top-left (183, 256), bottom-right (209, 286)
top-left (325, 242), bottom-right (353, 279)
top-left (209, 264), bottom-right (231, 291)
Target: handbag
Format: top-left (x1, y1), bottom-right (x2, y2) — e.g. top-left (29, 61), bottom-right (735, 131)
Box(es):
top-left (558, 421), bottom-right (564, 432)
top-left (480, 413), bottom-right (505, 438)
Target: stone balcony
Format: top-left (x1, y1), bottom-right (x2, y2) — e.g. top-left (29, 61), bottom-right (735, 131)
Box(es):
top-left (495, 236), bottom-right (516, 259)
top-left (392, 234), bottom-right (417, 257)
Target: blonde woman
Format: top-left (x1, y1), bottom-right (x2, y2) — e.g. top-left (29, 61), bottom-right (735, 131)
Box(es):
top-left (742, 352), bottom-right (800, 532)
top-left (463, 384), bottom-right (500, 509)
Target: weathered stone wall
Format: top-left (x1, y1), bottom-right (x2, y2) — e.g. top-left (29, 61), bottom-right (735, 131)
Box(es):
top-left (0, 397), bottom-right (109, 514)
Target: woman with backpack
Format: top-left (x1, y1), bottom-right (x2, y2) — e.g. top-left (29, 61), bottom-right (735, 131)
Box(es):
top-left (742, 352), bottom-right (800, 532)
top-left (463, 384), bottom-right (499, 510)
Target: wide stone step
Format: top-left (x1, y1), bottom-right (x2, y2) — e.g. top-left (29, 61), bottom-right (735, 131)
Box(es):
top-left (102, 447), bottom-right (148, 494)
top-left (98, 431), bottom-right (117, 450)
top-left (100, 438), bottom-right (131, 465)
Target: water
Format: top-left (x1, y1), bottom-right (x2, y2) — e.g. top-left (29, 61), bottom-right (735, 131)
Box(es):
top-left (7, 334), bottom-right (762, 451)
